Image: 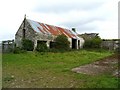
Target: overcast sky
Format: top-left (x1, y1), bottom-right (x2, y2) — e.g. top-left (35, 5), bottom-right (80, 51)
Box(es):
top-left (0, 0), bottom-right (119, 41)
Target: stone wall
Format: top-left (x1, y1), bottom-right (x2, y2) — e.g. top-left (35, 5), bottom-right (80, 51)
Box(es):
top-left (15, 19), bottom-right (36, 47)
top-left (101, 40), bottom-right (119, 50)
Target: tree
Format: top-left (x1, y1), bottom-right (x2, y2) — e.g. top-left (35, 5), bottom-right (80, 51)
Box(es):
top-left (54, 34), bottom-right (70, 50)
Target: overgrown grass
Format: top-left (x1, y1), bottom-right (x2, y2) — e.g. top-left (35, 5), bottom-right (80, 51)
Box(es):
top-left (2, 49), bottom-right (118, 88)
top-left (0, 50), bottom-right (2, 89)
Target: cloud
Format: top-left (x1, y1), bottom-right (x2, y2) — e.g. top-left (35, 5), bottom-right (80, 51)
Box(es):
top-left (34, 1), bottom-right (104, 13)
top-left (0, 0), bottom-right (118, 40)
top-left (0, 0), bottom-right (38, 40)
top-left (58, 17), bottom-right (106, 28)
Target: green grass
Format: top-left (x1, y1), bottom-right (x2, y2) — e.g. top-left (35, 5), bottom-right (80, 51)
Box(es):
top-left (0, 51), bottom-right (2, 89)
top-left (2, 49), bottom-right (118, 88)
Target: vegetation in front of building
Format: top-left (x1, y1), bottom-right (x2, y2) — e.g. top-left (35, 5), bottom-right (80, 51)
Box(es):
top-left (83, 35), bottom-right (102, 48)
top-left (13, 47), bottom-right (26, 54)
top-left (35, 35), bottom-right (70, 52)
top-left (13, 39), bottom-right (34, 54)
top-left (22, 39), bottom-right (34, 51)
top-left (53, 35), bottom-right (70, 50)
top-left (36, 42), bottom-right (48, 52)
top-left (7, 34), bottom-right (119, 54)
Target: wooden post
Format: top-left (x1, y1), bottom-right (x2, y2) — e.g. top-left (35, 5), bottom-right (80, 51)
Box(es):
top-left (23, 14), bottom-right (26, 39)
top-left (2, 41), bottom-right (4, 53)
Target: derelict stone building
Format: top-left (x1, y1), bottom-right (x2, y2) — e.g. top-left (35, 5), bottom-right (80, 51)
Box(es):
top-left (15, 17), bottom-right (84, 50)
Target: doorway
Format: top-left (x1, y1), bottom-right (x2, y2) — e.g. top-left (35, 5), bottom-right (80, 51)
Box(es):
top-left (72, 38), bottom-right (77, 49)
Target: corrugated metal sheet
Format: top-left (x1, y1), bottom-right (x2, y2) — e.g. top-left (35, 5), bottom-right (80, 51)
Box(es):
top-left (27, 19), bottom-right (80, 39)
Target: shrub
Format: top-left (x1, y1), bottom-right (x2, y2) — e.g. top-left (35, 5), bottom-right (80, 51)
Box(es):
top-left (22, 39), bottom-right (34, 51)
top-left (83, 39), bottom-right (92, 48)
top-left (36, 42), bottom-right (48, 52)
top-left (49, 48), bottom-right (68, 53)
top-left (92, 36), bottom-right (102, 48)
top-left (13, 47), bottom-right (26, 54)
top-left (84, 36), bottom-right (102, 48)
top-left (13, 47), bottom-right (21, 54)
top-left (54, 34), bottom-right (70, 50)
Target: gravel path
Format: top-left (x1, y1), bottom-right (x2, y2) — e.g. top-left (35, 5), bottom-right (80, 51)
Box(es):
top-left (72, 54), bottom-right (119, 77)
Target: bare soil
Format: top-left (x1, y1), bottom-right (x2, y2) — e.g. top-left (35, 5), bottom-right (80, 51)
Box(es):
top-left (72, 54), bottom-right (119, 77)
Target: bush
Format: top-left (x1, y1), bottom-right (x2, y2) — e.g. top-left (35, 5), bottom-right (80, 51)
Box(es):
top-left (54, 34), bottom-right (70, 50)
top-left (92, 36), bottom-right (102, 48)
top-left (83, 39), bottom-right (92, 48)
top-left (84, 36), bottom-right (102, 48)
top-left (22, 39), bottom-right (34, 51)
top-left (36, 42), bottom-right (48, 52)
top-left (48, 48), bottom-right (60, 53)
top-left (13, 47), bottom-right (26, 54)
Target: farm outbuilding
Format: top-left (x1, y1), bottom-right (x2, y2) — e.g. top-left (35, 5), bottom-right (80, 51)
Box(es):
top-left (15, 16), bottom-right (84, 50)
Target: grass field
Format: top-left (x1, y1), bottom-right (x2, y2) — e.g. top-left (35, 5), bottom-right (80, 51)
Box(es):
top-left (2, 50), bottom-right (118, 88)
top-left (0, 49), bottom-right (2, 89)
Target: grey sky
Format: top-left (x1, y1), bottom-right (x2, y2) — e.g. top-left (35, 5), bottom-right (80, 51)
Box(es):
top-left (0, 0), bottom-right (118, 40)
top-left (34, 0), bottom-right (104, 12)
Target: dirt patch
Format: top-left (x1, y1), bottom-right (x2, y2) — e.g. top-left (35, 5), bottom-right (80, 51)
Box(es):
top-left (72, 54), bottom-right (119, 77)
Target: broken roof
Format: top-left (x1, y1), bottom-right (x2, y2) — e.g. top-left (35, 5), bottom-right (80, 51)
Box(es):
top-left (27, 19), bottom-right (80, 39)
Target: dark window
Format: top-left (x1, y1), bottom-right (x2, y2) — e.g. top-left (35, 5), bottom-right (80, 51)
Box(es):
top-left (37, 40), bottom-right (47, 45)
top-left (50, 41), bottom-right (55, 48)
top-left (23, 29), bottom-right (25, 39)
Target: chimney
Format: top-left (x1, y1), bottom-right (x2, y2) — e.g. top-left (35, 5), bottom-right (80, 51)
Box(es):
top-left (72, 28), bottom-right (76, 32)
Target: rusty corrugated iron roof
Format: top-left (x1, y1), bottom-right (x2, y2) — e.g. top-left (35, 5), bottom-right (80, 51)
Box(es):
top-left (27, 19), bottom-right (80, 39)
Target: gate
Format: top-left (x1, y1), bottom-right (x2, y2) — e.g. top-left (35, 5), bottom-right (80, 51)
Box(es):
top-left (2, 40), bottom-right (15, 53)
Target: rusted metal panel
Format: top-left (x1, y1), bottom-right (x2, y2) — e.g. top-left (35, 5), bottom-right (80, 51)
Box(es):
top-left (27, 19), bottom-right (80, 40)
